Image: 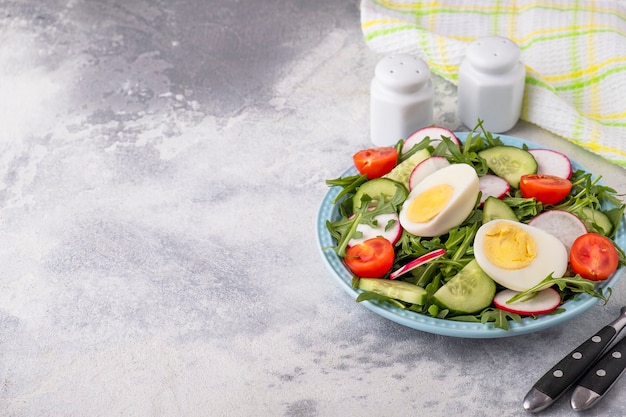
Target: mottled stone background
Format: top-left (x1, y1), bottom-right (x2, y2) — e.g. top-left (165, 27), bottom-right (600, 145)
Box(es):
top-left (1, 1), bottom-right (625, 416)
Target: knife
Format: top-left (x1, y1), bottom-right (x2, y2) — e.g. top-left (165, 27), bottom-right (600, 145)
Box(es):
top-left (570, 333), bottom-right (626, 411)
top-left (523, 306), bottom-right (626, 413)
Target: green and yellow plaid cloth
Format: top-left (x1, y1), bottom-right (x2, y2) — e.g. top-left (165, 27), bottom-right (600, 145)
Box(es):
top-left (361, 0), bottom-right (626, 167)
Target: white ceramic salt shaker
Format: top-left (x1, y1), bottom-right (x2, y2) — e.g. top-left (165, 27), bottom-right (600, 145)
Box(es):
top-left (457, 36), bottom-right (526, 133)
top-left (370, 54), bottom-right (434, 147)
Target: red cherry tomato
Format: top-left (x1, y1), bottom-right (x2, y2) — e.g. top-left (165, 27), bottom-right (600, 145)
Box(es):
top-left (352, 147), bottom-right (398, 179)
top-left (569, 233), bottom-right (619, 281)
top-left (519, 174), bottom-right (573, 205)
top-left (344, 237), bottom-right (395, 278)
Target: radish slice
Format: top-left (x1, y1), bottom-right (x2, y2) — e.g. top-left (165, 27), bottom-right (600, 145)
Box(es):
top-left (408, 156), bottom-right (450, 190)
top-left (529, 149), bottom-right (573, 180)
top-left (390, 248), bottom-right (446, 280)
top-left (528, 210), bottom-right (587, 253)
top-left (494, 288), bottom-right (561, 316)
top-left (347, 212), bottom-right (402, 247)
top-left (402, 126), bottom-right (460, 154)
top-left (478, 174), bottom-right (510, 206)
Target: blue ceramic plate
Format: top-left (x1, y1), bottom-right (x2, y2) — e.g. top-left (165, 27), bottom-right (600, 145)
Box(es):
top-left (317, 133), bottom-right (625, 338)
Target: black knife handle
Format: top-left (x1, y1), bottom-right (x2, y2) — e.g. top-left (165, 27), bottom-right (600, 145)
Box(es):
top-left (575, 335), bottom-right (626, 396)
top-left (532, 325), bottom-right (617, 399)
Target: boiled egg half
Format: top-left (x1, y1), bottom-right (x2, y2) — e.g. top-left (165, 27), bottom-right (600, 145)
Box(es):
top-left (474, 219), bottom-right (568, 291)
top-left (399, 163), bottom-right (479, 237)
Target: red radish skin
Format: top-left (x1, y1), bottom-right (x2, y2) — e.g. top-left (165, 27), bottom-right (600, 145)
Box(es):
top-left (478, 174), bottom-right (510, 206)
top-left (347, 212), bottom-right (402, 248)
top-left (408, 156), bottom-right (450, 190)
top-left (402, 126), bottom-right (460, 154)
top-left (529, 149), bottom-right (573, 180)
top-left (494, 288), bottom-right (561, 315)
top-left (528, 210), bottom-right (587, 253)
top-left (390, 248), bottom-right (446, 280)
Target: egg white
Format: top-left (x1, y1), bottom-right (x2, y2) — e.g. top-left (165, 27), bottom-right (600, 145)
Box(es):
top-left (399, 163), bottom-right (479, 237)
top-left (474, 219), bottom-right (568, 291)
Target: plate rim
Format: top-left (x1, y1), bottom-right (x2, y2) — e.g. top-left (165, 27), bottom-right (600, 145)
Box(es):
top-left (317, 132), bottom-right (625, 338)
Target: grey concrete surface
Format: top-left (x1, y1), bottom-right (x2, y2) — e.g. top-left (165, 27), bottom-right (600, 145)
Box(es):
top-left (1, 1), bottom-right (625, 416)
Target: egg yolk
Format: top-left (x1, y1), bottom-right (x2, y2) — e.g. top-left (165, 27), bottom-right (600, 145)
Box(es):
top-left (483, 222), bottom-right (537, 270)
top-left (407, 184), bottom-right (453, 223)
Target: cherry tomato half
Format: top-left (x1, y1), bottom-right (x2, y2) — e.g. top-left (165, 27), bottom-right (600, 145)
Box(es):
top-left (344, 237), bottom-right (395, 278)
top-left (352, 147), bottom-right (398, 179)
top-left (519, 174), bottom-right (573, 205)
top-left (569, 233), bottom-right (619, 281)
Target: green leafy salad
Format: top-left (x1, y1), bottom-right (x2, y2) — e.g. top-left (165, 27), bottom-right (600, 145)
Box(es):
top-left (325, 123), bottom-right (626, 330)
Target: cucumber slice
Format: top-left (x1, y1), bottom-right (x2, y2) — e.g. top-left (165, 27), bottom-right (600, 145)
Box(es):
top-left (382, 148), bottom-right (430, 189)
top-left (478, 146), bottom-right (537, 189)
top-left (358, 278), bottom-right (427, 305)
top-left (482, 196), bottom-right (518, 223)
top-left (352, 178), bottom-right (408, 211)
top-left (432, 260), bottom-right (496, 314)
top-left (576, 206), bottom-right (613, 236)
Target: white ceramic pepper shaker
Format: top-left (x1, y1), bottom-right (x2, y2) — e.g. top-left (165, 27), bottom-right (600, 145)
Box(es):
top-left (457, 36), bottom-right (526, 133)
top-left (370, 54), bottom-right (434, 147)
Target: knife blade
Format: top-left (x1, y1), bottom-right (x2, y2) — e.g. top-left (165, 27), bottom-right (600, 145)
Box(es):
top-left (570, 333), bottom-right (626, 411)
top-left (523, 306), bottom-right (626, 413)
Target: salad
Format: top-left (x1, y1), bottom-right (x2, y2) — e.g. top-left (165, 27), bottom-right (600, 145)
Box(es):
top-left (325, 123), bottom-right (626, 330)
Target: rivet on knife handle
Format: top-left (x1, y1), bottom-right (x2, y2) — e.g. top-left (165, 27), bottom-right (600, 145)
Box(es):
top-left (523, 325), bottom-right (617, 413)
top-left (571, 335), bottom-right (626, 411)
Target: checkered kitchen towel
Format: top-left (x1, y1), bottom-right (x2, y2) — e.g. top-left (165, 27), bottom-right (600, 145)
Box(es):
top-left (361, 0), bottom-right (626, 167)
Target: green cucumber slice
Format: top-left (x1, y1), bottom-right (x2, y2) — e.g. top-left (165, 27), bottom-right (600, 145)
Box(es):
top-left (576, 206), bottom-right (613, 236)
top-left (358, 278), bottom-right (427, 305)
top-left (482, 196), bottom-right (518, 223)
top-left (382, 148), bottom-right (430, 189)
top-left (352, 178), bottom-right (408, 211)
top-left (478, 146), bottom-right (537, 189)
top-left (432, 260), bottom-right (496, 314)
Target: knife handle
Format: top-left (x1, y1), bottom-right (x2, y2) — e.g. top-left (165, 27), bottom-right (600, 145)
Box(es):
top-left (532, 325), bottom-right (617, 400)
top-left (574, 335), bottom-right (626, 397)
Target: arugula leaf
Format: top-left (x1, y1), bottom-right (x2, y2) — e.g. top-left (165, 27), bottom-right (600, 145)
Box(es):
top-left (507, 274), bottom-right (611, 304)
top-left (479, 308), bottom-right (522, 330)
top-left (356, 291), bottom-right (408, 309)
top-left (399, 136), bottom-right (434, 162)
top-left (434, 119), bottom-right (503, 176)
top-left (605, 205), bottom-right (626, 239)
top-left (396, 230), bottom-right (443, 260)
top-left (475, 119), bottom-right (505, 148)
top-left (434, 135), bottom-right (490, 175)
top-left (503, 195), bottom-right (542, 221)
top-left (554, 171), bottom-right (626, 229)
top-left (444, 308), bottom-right (522, 330)
top-left (326, 174), bottom-right (368, 204)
